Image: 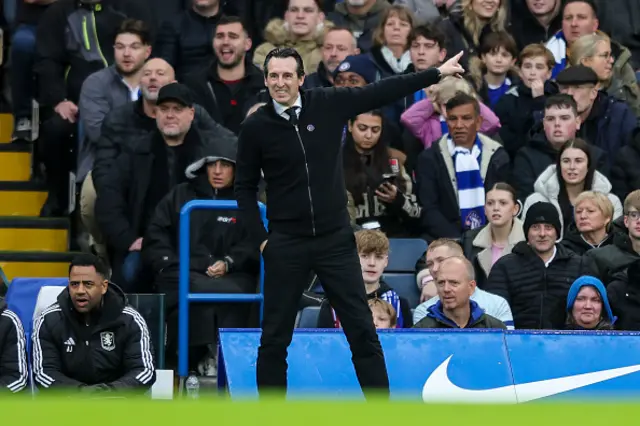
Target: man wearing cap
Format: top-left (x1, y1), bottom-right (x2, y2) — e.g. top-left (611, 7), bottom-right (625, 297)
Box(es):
top-left (332, 55), bottom-right (377, 88)
top-left (485, 201), bottom-right (597, 329)
top-left (96, 82), bottom-right (215, 291)
top-left (556, 65), bottom-right (636, 166)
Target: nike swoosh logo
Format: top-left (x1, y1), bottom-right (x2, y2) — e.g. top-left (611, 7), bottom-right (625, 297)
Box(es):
top-left (422, 355), bottom-right (640, 403)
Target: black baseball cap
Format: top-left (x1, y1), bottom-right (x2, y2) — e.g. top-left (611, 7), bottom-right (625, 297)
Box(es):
top-left (556, 65), bottom-right (599, 86)
top-left (157, 82), bottom-right (193, 107)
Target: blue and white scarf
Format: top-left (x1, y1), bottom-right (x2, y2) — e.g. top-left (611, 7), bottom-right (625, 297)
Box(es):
top-left (448, 136), bottom-right (486, 231)
top-left (439, 115), bottom-right (448, 136)
top-left (546, 31), bottom-right (567, 78)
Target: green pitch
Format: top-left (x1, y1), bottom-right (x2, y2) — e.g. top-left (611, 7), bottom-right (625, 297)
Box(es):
top-left (1, 398), bottom-right (638, 425)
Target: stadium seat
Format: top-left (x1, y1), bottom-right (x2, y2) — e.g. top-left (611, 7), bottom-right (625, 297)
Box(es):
top-left (386, 238), bottom-right (427, 273)
top-left (33, 285), bottom-right (65, 320)
top-left (6, 277), bottom-right (67, 336)
top-left (383, 273), bottom-right (420, 309)
top-left (297, 306), bottom-right (321, 328)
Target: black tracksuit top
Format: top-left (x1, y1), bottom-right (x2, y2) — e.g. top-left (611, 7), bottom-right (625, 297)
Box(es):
top-left (235, 68), bottom-right (442, 246)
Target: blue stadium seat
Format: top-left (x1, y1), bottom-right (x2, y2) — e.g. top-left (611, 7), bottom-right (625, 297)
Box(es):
top-left (386, 238), bottom-right (427, 273)
top-left (5, 278), bottom-right (67, 337)
top-left (297, 306), bottom-right (321, 328)
top-left (383, 273), bottom-right (420, 309)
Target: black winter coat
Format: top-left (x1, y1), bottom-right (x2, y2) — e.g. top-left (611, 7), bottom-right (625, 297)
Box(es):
top-left (512, 124), bottom-right (610, 203)
top-left (154, 8), bottom-right (223, 81)
top-left (611, 129), bottom-right (640, 202)
top-left (585, 233), bottom-right (640, 285)
top-left (183, 60), bottom-right (266, 134)
top-left (93, 99), bottom-right (231, 192)
top-left (560, 225), bottom-right (616, 255)
top-left (31, 286), bottom-right (156, 391)
top-left (509, 0), bottom-right (562, 51)
top-left (484, 242), bottom-right (597, 329)
top-left (303, 62), bottom-right (334, 90)
top-left (235, 68), bottom-right (442, 248)
top-left (142, 176), bottom-right (259, 278)
top-left (436, 11), bottom-right (496, 71)
top-left (607, 260), bottom-right (640, 330)
top-left (415, 135), bottom-right (511, 241)
top-left (0, 300), bottom-right (28, 393)
top-left (494, 81), bottom-right (558, 161)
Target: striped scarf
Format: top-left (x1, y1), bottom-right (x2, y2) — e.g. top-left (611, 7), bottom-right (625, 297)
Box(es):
top-left (546, 31), bottom-right (567, 78)
top-left (448, 136), bottom-right (486, 231)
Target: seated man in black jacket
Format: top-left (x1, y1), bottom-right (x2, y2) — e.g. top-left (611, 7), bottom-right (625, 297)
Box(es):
top-left (142, 139), bottom-right (259, 376)
top-left (32, 254), bottom-right (155, 394)
top-left (96, 83), bottom-right (214, 292)
top-left (0, 298), bottom-right (28, 393)
top-left (485, 202), bottom-right (596, 329)
top-left (415, 92), bottom-right (510, 241)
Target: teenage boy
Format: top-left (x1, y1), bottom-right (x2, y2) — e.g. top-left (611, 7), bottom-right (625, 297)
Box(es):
top-left (494, 43), bottom-right (558, 160)
top-left (406, 24), bottom-right (448, 106)
top-left (473, 31), bottom-right (519, 109)
top-left (318, 230), bottom-right (412, 328)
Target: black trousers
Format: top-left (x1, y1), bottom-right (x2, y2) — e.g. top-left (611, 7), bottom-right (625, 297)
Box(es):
top-left (256, 227), bottom-right (390, 398)
top-left (39, 114), bottom-right (76, 206)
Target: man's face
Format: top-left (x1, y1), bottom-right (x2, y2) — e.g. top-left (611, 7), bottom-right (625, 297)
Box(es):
top-left (543, 105), bottom-right (580, 145)
top-left (284, 0), bottom-right (324, 38)
top-left (334, 71), bottom-right (367, 88)
top-left (156, 101), bottom-right (195, 138)
top-left (436, 260), bottom-right (475, 311)
top-left (410, 35), bottom-right (446, 71)
top-left (193, 0), bottom-right (219, 10)
top-left (114, 33), bottom-right (150, 76)
top-left (624, 208), bottom-right (640, 240)
top-left (265, 57), bottom-right (304, 106)
top-left (520, 56), bottom-right (552, 87)
top-left (214, 22), bottom-right (251, 69)
top-left (446, 103), bottom-right (483, 147)
top-left (425, 246), bottom-right (460, 280)
top-left (140, 59), bottom-right (175, 101)
top-left (527, 223), bottom-right (557, 254)
top-left (322, 29), bottom-right (358, 74)
top-left (481, 47), bottom-right (515, 76)
top-left (359, 251), bottom-right (388, 285)
top-left (560, 84), bottom-right (598, 115)
top-left (207, 160), bottom-right (234, 189)
top-left (562, 1), bottom-right (599, 44)
top-left (526, 0), bottom-right (557, 16)
top-left (68, 266), bottom-right (108, 314)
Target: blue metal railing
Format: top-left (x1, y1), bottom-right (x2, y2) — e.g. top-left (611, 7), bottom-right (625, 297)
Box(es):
top-left (177, 200), bottom-right (267, 387)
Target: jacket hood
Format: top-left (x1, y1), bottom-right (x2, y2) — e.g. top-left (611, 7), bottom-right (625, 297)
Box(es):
top-left (528, 124), bottom-right (559, 156)
top-left (185, 136), bottom-right (238, 179)
top-left (472, 217), bottom-right (526, 249)
top-left (334, 0), bottom-right (389, 18)
top-left (57, 283), bottom-right (127, 323)
top-left (367, 280), bottom-right (394, 298)
top-left (533, 165), bottom-right (613, 198)
top-left (262, 18), bottom-right (332, 49)
top-left (427, 299), bottom-right (485, 327)
top-left (566, 275), bottom-right (616, 325)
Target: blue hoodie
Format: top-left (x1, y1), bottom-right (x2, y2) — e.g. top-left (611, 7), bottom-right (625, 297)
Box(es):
top-left (426, 300), bottom-right (486, 328)
top-left (566, 276), bottom-right (617, 326)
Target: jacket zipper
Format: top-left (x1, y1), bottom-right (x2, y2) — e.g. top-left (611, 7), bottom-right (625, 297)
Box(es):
top-left (91, 12), bottom-right (108, 67)
top-left (293, 125), bottom-right (316, 235)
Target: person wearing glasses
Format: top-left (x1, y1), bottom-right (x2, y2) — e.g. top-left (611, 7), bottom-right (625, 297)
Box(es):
top-left (586, 190), bottom-right (640, 285)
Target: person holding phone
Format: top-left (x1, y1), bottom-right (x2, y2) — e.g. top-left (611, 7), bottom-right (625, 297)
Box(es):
top-left (344, 110), bottom-right (421, 237)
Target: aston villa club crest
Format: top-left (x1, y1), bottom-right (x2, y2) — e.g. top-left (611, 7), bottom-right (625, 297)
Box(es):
top-left (100, 332), bottom-right (116, 351)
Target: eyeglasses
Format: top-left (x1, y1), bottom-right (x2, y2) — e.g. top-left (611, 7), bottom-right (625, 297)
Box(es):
top-left (626, 211), bottom-right (640, 220)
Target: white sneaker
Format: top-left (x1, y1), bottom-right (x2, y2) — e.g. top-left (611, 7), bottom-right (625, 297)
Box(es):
top-left (197, 353), bottom-right (218, 377)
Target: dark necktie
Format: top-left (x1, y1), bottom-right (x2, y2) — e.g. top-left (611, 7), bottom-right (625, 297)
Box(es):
top-left (284, 107), bottom-right (299, 126)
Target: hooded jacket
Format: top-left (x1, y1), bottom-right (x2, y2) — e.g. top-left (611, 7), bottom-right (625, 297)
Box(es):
top-left (0, 299), bottom-right (28, 393)
top-left (32, 285), bottom-right (155, 391)
top-left (586, 233), bottom-right (640, 285)
top-left (522, 165), bottom-right (623, 236)
top-left (607, 259), bottom-right (640, 330)
top-left (485, 241), bottom-right (598, 329)
top-left (142, 138), bottom-right (260, 277)
top-left (611, 128), bottom-right (640, 202)
top-left (560, 224), bottom-right (616, 255)
top-left (605, 39), bottom-right (640, 117)
top-left (400, 98), bottom-right (501, 150)
top-left (327, 0), bottom-right (390, 53)
top-left (252, 18), bottom-right (333, 75)
top-left (413, 299), bottom-right (506, 329)
top-left (565, 275), bottom-right (616, 330)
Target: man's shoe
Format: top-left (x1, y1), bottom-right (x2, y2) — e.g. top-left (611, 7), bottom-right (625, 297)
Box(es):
top-left (12, 118), bottom-right (32, 142)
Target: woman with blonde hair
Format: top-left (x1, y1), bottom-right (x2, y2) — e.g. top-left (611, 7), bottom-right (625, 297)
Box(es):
top-left (437, 0), bottom-right (509, 69)
top-left (569, 33), bottom-right (640, 116)
top-left (560, 191), bottom-right (616, 255)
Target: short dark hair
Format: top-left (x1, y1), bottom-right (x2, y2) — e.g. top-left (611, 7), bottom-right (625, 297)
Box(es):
top-left (545, 94), bottom-right (578, 116)
top-left (69, 254), bottom-right (109, 278)
top-left (263, 47), bottom-right (305, 78)
top-left (408, 24), bottom-right (447, 49)
top-left (563, 0), bottom-right (598, 17)
top-left (216, 15), bottom-right (248, 34)
top-left (286, 0), bottom-right (323, 10)
top-left (115, 19), bottom-right (151, 45)
top-left (445, 92), bottom-right (480, 116)
top-left (479, 31), bottom-right (518, 58)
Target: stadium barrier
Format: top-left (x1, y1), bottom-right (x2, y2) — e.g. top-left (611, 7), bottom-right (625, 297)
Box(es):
top-left (177, 200), bottom-right (267, 394)
top-left (218, 328), bottom-right (640, 402)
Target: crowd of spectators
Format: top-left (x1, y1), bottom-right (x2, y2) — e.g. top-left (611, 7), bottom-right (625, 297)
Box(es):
top-left (3, 0), bottom-right (640, 382)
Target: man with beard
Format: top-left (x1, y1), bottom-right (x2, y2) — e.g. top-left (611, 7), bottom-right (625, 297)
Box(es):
top-left (155, 0), bottom-right (225, 81)
top-left (185, 16), bottom-right (266, 134)
top-left (303, 26), bottom-right (360, 89)
top-left (485, 202), bottom-right (596, 329)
